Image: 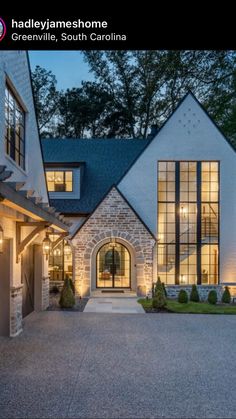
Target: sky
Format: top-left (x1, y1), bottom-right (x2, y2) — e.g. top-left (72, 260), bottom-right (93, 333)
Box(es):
top-left (29, 51), bottom-right (93, 90)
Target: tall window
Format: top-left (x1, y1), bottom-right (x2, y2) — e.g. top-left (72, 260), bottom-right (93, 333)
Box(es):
top-left (5, 85), bottom-right (25, 169)
top-left (46, 171), bottom-right (73, 192)
top-left (157, 161), bottom-right (219, 285)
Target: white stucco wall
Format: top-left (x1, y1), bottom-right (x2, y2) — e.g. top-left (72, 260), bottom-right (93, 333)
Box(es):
top-left (119, 93), bottom-right (236, 283)
top-left (0, 51), bottom-right (48, 203)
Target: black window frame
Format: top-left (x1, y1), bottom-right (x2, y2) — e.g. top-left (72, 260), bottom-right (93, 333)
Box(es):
top-left (157, 161), bottom-right (219, 285)
top-left (5, 84), bottom-right (25, 170)
top-left (46, 170), bottom-right (73, 192)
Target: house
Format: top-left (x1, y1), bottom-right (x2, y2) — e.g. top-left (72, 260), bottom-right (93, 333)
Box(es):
top-left (0, 51), bottom-right (69, 337)
top-left (42, 92), bottom-right (236, 300)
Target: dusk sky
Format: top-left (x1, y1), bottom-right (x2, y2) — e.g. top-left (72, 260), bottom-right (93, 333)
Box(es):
top-left (29, 51), bottom-right (93, 90)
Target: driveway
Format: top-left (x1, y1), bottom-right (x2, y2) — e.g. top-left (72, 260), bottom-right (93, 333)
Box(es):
top-left (0, 312), bottom-right (236, 418)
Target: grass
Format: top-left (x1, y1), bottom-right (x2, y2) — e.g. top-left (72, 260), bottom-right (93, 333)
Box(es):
top-left (138, 298), bottom-right (236, 314)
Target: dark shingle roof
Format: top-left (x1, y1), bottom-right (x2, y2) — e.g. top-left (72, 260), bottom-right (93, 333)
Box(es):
top-left (42, 138), bottom-right (150, 214)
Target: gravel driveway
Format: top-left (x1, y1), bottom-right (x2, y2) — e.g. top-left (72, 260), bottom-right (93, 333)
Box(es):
top-left (0, 311), bottom-right (236, 418)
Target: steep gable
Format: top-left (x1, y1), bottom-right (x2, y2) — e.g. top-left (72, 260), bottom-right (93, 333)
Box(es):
top-left (118, 92), bottom-right (236, 233)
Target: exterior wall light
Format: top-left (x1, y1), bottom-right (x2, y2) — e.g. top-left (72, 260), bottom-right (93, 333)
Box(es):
top-left (180, 205), bottom-right (187, 218)
top-left (180, 274), bottom-right (186, 284)
top-left (53, 248), bottom-right (61, 256)
top-left (0, 224), bottom-right (4, 253)
top-left (43, 235), bottom-right (52, 259)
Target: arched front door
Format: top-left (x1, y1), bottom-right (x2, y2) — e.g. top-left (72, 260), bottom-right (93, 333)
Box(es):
top-left (96, 242), bottom-right (131, 288)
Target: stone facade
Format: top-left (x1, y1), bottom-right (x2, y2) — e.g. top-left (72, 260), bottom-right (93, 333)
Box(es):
top-left (10, 286), bottom-right (23, 337)
top-left (42, 276), bottom-right (50, 310)
top-left (72, 187), bottom-right (156, 297)
top-left (165, 285), bottom-right (236, 301)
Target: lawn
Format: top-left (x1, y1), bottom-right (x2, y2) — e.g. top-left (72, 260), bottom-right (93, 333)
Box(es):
top-left (138, 298), bottom-right (236, 314)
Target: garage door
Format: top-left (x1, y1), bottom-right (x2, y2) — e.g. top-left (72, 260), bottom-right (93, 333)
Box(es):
top-left (21, 245), bottom-right (34, 318)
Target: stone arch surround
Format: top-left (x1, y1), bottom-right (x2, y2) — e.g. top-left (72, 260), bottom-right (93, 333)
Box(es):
top-left (72, 187), bottom-right (156, 297)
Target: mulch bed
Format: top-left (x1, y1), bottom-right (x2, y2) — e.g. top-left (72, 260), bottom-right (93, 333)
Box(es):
top-left (47, 292), bottom-right (88, 312)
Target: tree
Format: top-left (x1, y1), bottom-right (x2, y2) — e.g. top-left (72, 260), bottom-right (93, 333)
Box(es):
top-left (31, 65), bottom-right (61, 135)
top-left (57, 82), bottom-right (113, 138)
top-left (83, 50), bottom-right (236, 140)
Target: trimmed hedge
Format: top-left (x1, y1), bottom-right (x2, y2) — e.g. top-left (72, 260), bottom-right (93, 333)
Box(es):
top-left (59, 278), bottom-right (75, 308)
top-left (152, 290), bottom-right (167, 309)
top-left (154, 277), bottom-right (163, 297)
top-left (221, 286), bottom-right (231, 304)
top-left (178, 289), bottom-right (188, 303)
top-left (190, 284), bottom-right (200, 302)
top-left (208, 290), bottom-right (217, 305)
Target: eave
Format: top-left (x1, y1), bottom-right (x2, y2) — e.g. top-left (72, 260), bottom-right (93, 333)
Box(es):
top-left (0, 174), bottom-right (70, 233)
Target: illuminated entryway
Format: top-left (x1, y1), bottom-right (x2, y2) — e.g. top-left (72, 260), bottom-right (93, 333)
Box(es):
top-left (96, 242), bottom-right (131, 288)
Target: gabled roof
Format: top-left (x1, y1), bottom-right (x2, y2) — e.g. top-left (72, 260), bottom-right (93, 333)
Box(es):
top-left (71, 185), bottom-right (157, 240)
top-left (42, 138), bottom-right (150, 214)
top-left (42, 91), bottom-right (235, 217)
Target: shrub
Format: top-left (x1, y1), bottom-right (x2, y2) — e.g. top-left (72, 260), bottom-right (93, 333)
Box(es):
top-left (208, 289), bottom-right (217, 305)
top-left (59, 278), bottom-right (75, 308)
top-left (221, 286), bottom-right (231, 304)
top-left (178, 289), bottom-right (188, 303)
top-left (154, 277), bottom-right (164, 297)
top-left (162, 282), bottom-right (167, 297)
top-left (152, 290), bottom-right (167, 310)
top-left (152, 282), bottom-right (155, 298)
top-left (190, 284), bottom-right (200, 302)
top-left (68, 278), bottom-right (75, 294)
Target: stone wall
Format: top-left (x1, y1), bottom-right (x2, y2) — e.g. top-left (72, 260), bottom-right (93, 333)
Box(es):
top-left (166, 285), bottom-right (224, 301)
top-left (10, 285), bottom-right (23, 337)
top-left (42, 276), bottom-right (49, 310)
top-left (72, 187), bottom-right (156, 297)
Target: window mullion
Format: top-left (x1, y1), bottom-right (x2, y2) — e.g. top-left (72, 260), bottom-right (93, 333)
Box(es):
top-left (197, 162), bottom-right (202, 285)
top-left (175, 162), bottom-right (180, 285)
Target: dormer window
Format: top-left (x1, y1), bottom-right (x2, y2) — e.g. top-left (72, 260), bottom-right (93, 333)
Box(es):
top-left (46, 171), bottom-right (73, 192)
top-left (5, 84), bottom-right (25, 169)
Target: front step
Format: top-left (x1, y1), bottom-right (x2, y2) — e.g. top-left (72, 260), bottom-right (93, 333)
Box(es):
top-left (91, 290), bottom-right (137, 298)
top-left (102, 290), bottom-right (124, 293)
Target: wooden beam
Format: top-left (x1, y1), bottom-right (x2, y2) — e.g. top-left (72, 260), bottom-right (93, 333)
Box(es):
top-left (47, 207), bottom-right (57, 213)
top-left (17, 222), bottom-right (48, 227)
top-left (51, 232), bottom-right (68, 250)
top-left (16, 222), bottom-right (49, 262)
top-left (27, 189), bottom-right (35, 197)
top-left (0, 165), bottom-right (6, 174)
top-left (0, 170), bottom-right (13, 181)
top-left (5, 182), bottom-right (25, 191)
top-left (35, 196), bottom-right (42, 204)
top-left (0, 182), bottom-right (68, 232)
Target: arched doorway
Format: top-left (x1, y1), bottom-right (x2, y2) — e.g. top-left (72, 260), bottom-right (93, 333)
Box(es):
top-left (96, 242), bottom-right (131, 288)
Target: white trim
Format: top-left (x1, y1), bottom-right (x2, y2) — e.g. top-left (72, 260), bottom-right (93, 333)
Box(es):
top-left (5, 154), bottom-right (28, 176)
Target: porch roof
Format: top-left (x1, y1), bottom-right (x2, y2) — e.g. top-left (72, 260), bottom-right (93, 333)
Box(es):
top-left (0, 167), bottom-right (69, 232)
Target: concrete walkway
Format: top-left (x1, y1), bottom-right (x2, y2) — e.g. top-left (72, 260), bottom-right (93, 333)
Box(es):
top-left (84, 297), bottom-right (145, 313)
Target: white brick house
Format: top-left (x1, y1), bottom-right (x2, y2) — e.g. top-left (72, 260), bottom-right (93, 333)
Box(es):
top-left (42, 92), bottom-right (236, 299)
top-left (0, 51), bottom-right (69, 336)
